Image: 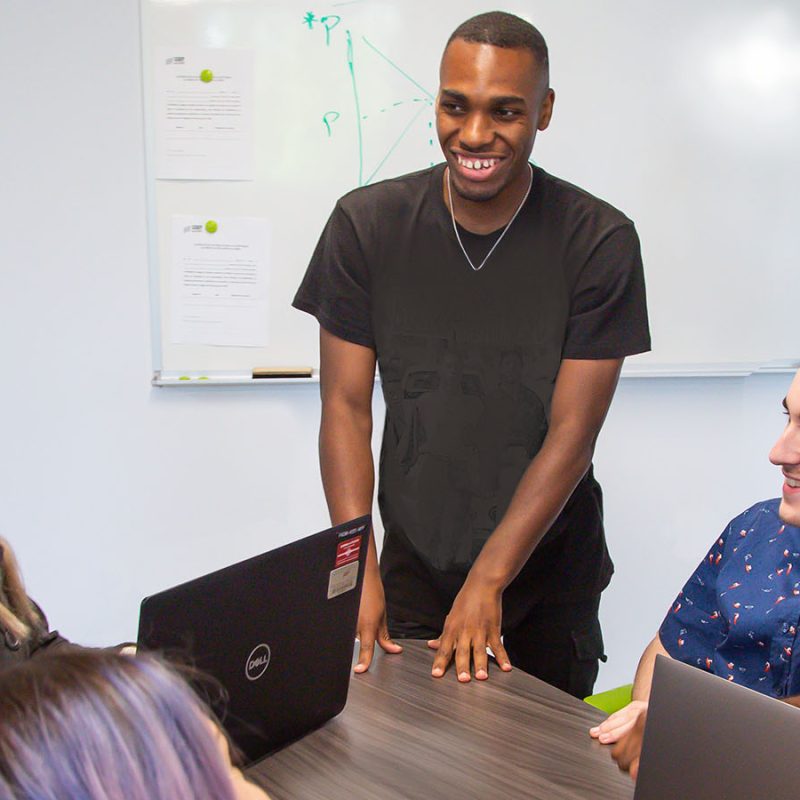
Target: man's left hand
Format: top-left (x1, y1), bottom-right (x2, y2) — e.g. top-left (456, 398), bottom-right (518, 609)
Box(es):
top-left (427, 577), bottom-right (512, 681)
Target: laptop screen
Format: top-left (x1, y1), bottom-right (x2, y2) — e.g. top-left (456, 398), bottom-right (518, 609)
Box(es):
top-left (137, 516), bottom-right (370, 764)
top-left (635, 655), bottom-right (800, 799)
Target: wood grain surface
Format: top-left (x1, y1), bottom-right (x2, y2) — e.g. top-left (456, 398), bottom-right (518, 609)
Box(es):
top-left (248, 641), bottom-right (634, 800)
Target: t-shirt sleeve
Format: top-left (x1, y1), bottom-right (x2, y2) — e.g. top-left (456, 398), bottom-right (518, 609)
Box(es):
top-left (292, 201), bottom-right (374, 348)
top-left (659, 526), bottom-right (731, 665)
top-left (562, 222), bottom-right (651, 359)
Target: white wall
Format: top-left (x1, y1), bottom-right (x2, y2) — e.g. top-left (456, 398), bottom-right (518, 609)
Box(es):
top-left (0, 0), bottom-right (792, 692)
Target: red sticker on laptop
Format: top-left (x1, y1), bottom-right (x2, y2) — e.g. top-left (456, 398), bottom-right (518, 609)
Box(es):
top-left (335, 535), bottom-right (362, 567)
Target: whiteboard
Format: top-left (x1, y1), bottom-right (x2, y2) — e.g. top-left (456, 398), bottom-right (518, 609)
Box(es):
top-left (141, 0), bottom-right (800, 382)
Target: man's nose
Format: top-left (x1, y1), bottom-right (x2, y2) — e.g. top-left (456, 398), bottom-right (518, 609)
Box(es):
top-left (459, 112), bottom-right (494, 150)
top-left (769, 426), bottom-right (800, 466)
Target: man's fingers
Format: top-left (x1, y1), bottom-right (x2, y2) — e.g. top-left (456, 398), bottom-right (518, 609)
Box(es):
top-left (629, 756), bottom-right (640, 781)
top-left (426, 638), bottom-right (441, 650)
top-left (612, 738), bottom-right (636, 773)
top-left (454, 638), bottom-right (473, 682)
top-left (488, 635), bottom-right (512, 672)
top-left (377, 629), bottom-right (403, 655)
top-left (596, 717), bottom-right (636, 744)
top-left (431, 637), bottom-right (454, 678)
top-left (591, 701), bottom-right (647, 743)
top-left (472, 641), bottom-right (489, 681)
top-left (354, 636), bottom-right (376, 674)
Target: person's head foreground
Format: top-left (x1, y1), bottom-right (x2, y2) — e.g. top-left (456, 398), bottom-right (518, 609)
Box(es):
top-left (0, 539), bottom-right (40, 646)
top-left (437, 11), bottom-right (555, 207)
top-left (0, 649), bottom-right (268, 800)
top-left (770, 369), bottom-right (800, 527)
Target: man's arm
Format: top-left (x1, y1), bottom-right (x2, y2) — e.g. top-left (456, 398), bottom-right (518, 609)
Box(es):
top-left (589, 634), bottom-right (670, 743)
top-left (319, 327), bottom-right (402, 672)
top-left (429, 357), bottom-right (623, 681)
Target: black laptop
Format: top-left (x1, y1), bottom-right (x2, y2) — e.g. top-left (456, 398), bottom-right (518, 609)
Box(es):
top-left (137, 515), bottom-right (370, 765)
top-left (634, 654), bottom-right (800, 799)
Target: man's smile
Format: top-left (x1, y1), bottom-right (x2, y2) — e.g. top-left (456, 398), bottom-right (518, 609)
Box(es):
top-left (452, 152), bottom-right (504, 181)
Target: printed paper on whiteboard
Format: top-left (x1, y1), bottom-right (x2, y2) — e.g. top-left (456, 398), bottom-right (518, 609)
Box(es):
top-left (155, 48), bottom-right (255, 180)
top-left (169, 215), bottom-right (269, 347)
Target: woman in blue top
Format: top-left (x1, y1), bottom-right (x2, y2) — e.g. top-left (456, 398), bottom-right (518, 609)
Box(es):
top-left (590, 368), bottom-right (800, 775)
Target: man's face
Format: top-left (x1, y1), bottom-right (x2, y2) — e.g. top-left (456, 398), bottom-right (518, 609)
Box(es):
top-left (436, 39), bottom-right (554, 204)
top-left (769, 371), bottom-right (800, 526)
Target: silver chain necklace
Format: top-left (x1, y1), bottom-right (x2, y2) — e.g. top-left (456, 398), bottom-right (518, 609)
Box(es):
top-left (446, 163), bottom-right (533, 272)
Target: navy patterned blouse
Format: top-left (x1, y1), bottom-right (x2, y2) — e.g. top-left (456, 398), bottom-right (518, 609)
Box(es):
top-left (660, 499), bottom-right (800, 698)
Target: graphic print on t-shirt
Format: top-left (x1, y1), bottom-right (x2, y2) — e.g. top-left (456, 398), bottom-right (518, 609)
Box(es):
top-left (379, 332), bottom-right (548, 572)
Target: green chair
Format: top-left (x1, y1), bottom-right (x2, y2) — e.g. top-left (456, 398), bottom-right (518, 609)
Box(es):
top-left (584, 683), bottom-right (633, 715)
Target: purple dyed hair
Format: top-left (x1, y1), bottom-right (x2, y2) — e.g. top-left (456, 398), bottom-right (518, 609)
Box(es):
top-left (0, 650), bottom-right (239, 800)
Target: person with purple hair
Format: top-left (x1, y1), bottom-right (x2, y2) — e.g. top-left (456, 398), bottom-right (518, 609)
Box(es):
top-left (0, 649), bottom-right (270, 800)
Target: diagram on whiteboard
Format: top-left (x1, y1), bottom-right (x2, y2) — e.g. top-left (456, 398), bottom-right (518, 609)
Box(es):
top-left (304, 10), bottom-right (437, 186)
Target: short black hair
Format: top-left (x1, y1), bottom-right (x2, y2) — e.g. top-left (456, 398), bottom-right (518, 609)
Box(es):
top-left (447, 11), bottom-right (549, 76)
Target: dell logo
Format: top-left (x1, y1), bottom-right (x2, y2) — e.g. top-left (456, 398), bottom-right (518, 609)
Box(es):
top-left (245, 643), bottom-right (271, 681)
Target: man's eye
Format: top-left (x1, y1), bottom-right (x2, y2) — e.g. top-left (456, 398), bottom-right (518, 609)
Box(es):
top-left (495, 108), bottom-right (520, 118)
top-left (441, 102), bottom-right (464, 114)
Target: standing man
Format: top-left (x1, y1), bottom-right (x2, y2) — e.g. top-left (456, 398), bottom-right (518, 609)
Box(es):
top-left (294, 11), bottom-right (650, 697)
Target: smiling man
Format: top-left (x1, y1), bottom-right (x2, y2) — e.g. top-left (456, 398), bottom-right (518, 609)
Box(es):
top-left (294, 11), bottom-right (650, 695)
top-left (592, 369), bottom-right (800, 779)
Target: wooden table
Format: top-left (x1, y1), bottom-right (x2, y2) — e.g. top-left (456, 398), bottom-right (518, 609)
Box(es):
top-left (248, 641), bottom-right (633, 799)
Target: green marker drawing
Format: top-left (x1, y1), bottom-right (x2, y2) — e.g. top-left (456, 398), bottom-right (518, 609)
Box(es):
top-left (205, 220), bottom-right (218, 233)
top-left (346, 30), bottom-right (364, 186)
top-left (200, 69), bottom-right (213, 83)
top-left (179, 375), bottom-right (191, 381)
top-left (320, 24), bottom-right (435, 186)
top-left (364, 102), bottom-right (428, 185)
top-left (321, 15), bottom-right (341, 46)
top-left (323, 111), bottom-right (340, 136)
top-left (361, 36), bottom-right (435, 100)
top-left (198, 376), bottom-right (210, 380)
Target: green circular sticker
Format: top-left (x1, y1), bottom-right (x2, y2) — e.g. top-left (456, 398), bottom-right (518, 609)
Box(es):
top-left (200, 69), bottom-right (213, 83)
top-left (205, 220), bottom-right (218, 234)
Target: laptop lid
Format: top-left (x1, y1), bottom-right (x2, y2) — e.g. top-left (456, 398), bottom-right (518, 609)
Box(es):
top-left (137, 515), bottom-right (370, 765)
top-left (634, 655), bottom-right (800, 800)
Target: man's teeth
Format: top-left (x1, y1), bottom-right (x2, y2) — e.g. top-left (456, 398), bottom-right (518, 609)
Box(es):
top-left (457, 155), bottom-right (498, 170)
top-left (788, 477), bottom-right (800, 488)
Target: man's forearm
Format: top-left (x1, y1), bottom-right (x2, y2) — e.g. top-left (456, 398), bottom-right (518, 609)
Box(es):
top-left (319, 400), bottom-right (374, 525)
top-left (469, 420), bottom-right (595, 590)
top-left (631, 635), bottom-right (669, 702)
top-left (468, 357), bottom-right (622, 591)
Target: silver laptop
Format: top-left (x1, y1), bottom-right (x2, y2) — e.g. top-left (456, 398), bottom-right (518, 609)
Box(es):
top-left (137, 515), bottom-right (370, 765)
top-left (634, 654), bottom-right (800, 799)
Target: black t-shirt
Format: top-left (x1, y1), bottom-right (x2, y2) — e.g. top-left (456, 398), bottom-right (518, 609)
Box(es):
top-left (295, 164), bottom-right (650, 629)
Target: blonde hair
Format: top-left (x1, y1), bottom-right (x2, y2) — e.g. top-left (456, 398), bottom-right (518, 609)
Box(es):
top-left (0, 538), bottom-right (43, 643)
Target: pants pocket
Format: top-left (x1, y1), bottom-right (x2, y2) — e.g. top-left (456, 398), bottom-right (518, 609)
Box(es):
top-left (570, 618), bottom-right (607, 698)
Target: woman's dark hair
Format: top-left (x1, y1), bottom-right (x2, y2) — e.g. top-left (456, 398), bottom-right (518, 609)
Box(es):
top-left (0, 650), bottom-right (238, 800)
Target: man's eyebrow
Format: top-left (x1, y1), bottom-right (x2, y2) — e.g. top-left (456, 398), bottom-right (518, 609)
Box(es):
top-left (439, 89), bottom-right (528, 107)
top-left (439, 89), bottom-right (467, 102)
top-left (783, 397), bottom-right (789, 411)
top-left (491, 94), bottom-right (527, 106)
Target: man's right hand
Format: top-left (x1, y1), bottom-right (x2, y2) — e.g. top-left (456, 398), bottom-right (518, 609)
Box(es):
top-left (611, 709), bottom-right (648, 779)
top-left (589, 699), bottom-right (648, 745)
top-left (354, 568), bottom-right (403, 673)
